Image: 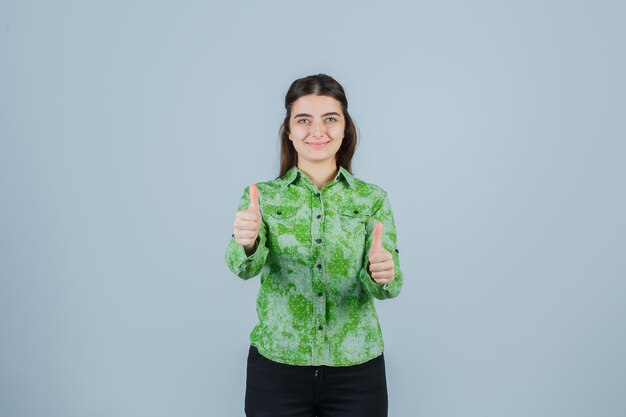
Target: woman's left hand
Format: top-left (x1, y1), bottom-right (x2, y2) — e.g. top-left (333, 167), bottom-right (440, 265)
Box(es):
top-left (368, 222), bottom-right (395, 285)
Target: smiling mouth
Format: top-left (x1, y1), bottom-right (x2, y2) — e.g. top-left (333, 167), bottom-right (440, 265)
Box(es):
top-left (306, 141), bottom-right (330, 149)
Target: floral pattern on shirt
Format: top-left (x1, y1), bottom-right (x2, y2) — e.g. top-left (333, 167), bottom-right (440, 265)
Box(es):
top-left (225, 165), bottom-right (403, 366)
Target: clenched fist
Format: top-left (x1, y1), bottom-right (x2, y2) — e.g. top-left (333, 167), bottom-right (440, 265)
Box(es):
top-left (233, 184), bottom-right (262, 256)
top-left (368, 222), bottom-right (395, 285)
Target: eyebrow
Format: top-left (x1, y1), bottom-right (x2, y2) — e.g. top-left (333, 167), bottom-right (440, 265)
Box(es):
top-left (293, 112), bottom-right (341, 119)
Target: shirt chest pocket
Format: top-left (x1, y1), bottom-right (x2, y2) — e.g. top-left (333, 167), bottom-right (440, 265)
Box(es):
top-left (264, 205), bottom-right (300, 255)
top-left (265, 205), bottom-right (298, 234)
top-left (339, 208), bottom-right (370, 235)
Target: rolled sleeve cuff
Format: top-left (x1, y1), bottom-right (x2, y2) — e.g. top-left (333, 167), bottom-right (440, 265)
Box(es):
top-left (359, 253), bottom-right (401, 300)
top-left (226, 234), bottom-right (267, 279)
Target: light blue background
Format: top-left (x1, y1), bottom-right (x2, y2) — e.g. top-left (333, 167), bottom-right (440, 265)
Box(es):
top-left (1, 1), bottom-right (625, 416)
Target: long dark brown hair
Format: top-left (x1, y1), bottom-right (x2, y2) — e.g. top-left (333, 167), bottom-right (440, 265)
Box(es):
top-left (278, 74), bottom-right (358, 178)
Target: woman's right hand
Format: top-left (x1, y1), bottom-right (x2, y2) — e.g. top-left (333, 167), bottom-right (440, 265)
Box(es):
top-left (233, 184), bottom-right (261, 255)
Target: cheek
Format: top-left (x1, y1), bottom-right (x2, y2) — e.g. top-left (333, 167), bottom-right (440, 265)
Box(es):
top-left (290, 126), bottom-right (307, 139)
top-left (328, 124), bottom-right (345, 139)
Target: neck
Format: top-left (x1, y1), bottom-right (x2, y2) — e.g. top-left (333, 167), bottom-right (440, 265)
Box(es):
top-left (297, 158), bottom-right (338, 190)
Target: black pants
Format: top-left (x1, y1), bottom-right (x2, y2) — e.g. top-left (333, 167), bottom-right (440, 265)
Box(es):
top-left (245, 345), bottom-right (388, 417)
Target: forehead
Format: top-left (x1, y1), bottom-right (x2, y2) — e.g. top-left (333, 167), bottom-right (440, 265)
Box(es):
top-left (291, 94), bottom-right (342, 114)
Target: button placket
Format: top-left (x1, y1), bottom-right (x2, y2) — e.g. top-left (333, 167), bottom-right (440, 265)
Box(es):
top-left (310, 189), bottom-right (326, 365)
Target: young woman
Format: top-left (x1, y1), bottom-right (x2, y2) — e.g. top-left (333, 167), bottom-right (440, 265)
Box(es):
top-left (225, 74), bottom-right (404, 417)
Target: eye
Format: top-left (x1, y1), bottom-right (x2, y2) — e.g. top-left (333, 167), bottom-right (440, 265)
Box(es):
top-left (325, 117), bottom-right (337, 122)
top-left (297, 119), bottom-right (309, 124)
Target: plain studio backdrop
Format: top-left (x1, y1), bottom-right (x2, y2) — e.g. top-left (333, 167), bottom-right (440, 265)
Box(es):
top-left (1, 1), bottom-right (625, 416)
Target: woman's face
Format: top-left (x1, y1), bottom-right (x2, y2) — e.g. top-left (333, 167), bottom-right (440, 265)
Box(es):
top-left (288, 94), bottom-right (345, 166)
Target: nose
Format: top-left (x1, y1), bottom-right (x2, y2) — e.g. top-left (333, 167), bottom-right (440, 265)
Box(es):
top-left (311, 118), bottom-right (325, 138)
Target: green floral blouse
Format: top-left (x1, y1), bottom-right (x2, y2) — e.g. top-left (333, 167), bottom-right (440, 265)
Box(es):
top-left (225, 165), bottom-right (403, 366)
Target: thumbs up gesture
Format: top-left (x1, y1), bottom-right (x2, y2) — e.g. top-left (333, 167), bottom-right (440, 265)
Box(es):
top-left (233, 184), bottom-right (262, 256)
top-left (368, 222), bottom-right (395, 285)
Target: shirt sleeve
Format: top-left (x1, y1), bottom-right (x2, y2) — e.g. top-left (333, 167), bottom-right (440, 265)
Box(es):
top-left (224, 185), bottom-right (269, 280)
top-left (358, 191), bottom-right (404, 300)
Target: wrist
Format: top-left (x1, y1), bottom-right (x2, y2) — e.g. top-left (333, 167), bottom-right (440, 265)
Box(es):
top-left (243, 238), bottom-right (259, 256)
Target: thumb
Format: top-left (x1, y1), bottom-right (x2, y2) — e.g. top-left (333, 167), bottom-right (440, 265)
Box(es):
top-left (248, 183), bottom-right (259, 211)
top-left (370, 221), bottom-right (383, 255)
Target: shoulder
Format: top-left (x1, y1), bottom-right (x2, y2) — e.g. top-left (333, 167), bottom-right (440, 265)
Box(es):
top-left (348, 174), bottom-right (389, 212)
top-left (351, 174), bottom-right (388, 198)
top-left (256, 176), bottom-right (284, 193)
top-left (238, 176), bottom-right (285, 202)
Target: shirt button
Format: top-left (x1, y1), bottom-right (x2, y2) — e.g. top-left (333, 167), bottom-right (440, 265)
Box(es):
top-left (317, 292), bottom-right (323, 297)
top-left (316, 214), bottom-right (321, 219)
top-left (395, 248), bottom-right (399, 253)
top-left (276, 211), bottom-right (282, 215)
top-left (317, 263), bottom-right (322, 269)
top-left (231, 233), bottom-right (234, 237)
top-left (315, 238), bottom-right (322, 244)
top-left (318, 325), bottom-right (323, 330)
top-left (353, 210), bottom-right (359, 214)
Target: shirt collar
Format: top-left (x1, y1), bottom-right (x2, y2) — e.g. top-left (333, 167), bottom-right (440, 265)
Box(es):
top-left (281, 165), bottom-right (355, 189)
